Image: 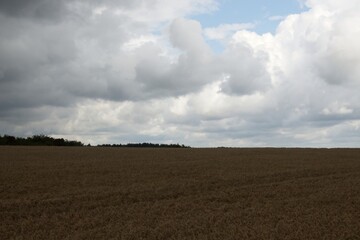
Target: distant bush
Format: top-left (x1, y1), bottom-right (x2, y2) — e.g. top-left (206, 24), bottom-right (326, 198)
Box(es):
top-left (0, 134), bottom-right (84, 146)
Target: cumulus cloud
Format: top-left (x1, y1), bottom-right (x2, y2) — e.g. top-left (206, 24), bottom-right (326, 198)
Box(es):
top-left (1, 0), bottom-right (360, 147)
top-left (0, 0), bottom-right (219, 106)
top-left (218, 34), bottom-right (272, 95)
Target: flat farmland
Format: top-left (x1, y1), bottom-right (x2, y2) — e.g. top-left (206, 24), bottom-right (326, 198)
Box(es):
top-left (1, 147), bottom-right (360, 239)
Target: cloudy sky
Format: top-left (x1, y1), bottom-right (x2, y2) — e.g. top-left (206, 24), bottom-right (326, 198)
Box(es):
top-left (1, 0), bottom-right (360, 147)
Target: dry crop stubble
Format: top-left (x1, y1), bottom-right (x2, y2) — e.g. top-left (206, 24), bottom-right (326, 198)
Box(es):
top-left (1, 146), bottom-right (360, 239)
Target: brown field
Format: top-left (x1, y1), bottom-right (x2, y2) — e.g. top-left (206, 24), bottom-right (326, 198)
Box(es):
top-left (1, 146), bottom-right (360, 239)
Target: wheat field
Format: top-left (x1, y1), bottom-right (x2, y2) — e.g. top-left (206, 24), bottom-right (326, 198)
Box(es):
top-left (1, 146), bottom-right (360, 239)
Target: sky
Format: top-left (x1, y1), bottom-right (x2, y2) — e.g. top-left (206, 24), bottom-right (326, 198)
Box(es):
top-left (1, 0), bottom-right (360, 147)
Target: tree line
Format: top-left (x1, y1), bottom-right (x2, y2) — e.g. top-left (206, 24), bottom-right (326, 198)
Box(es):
top-left (98, 143), bottom-right (190, 148)
top-left (0, 134), bottom-right (191, 148)
top-left (0, 135), bottom-right (84, 146)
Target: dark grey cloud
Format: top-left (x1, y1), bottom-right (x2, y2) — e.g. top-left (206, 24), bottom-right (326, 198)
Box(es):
top-left (0, 12), bottom-right (78, 111)
top-left (0, 0), bottom-right (221, 114)
top-left (0, 0), bottom-right (68, 21)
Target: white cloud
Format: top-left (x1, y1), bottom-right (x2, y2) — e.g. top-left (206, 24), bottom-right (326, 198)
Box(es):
top-left (204, 23), bottom-right (255, 40)
top-left (122, 35), bottom-right (158, 52)
top-left (322, 102), bottom-right (353, 116)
